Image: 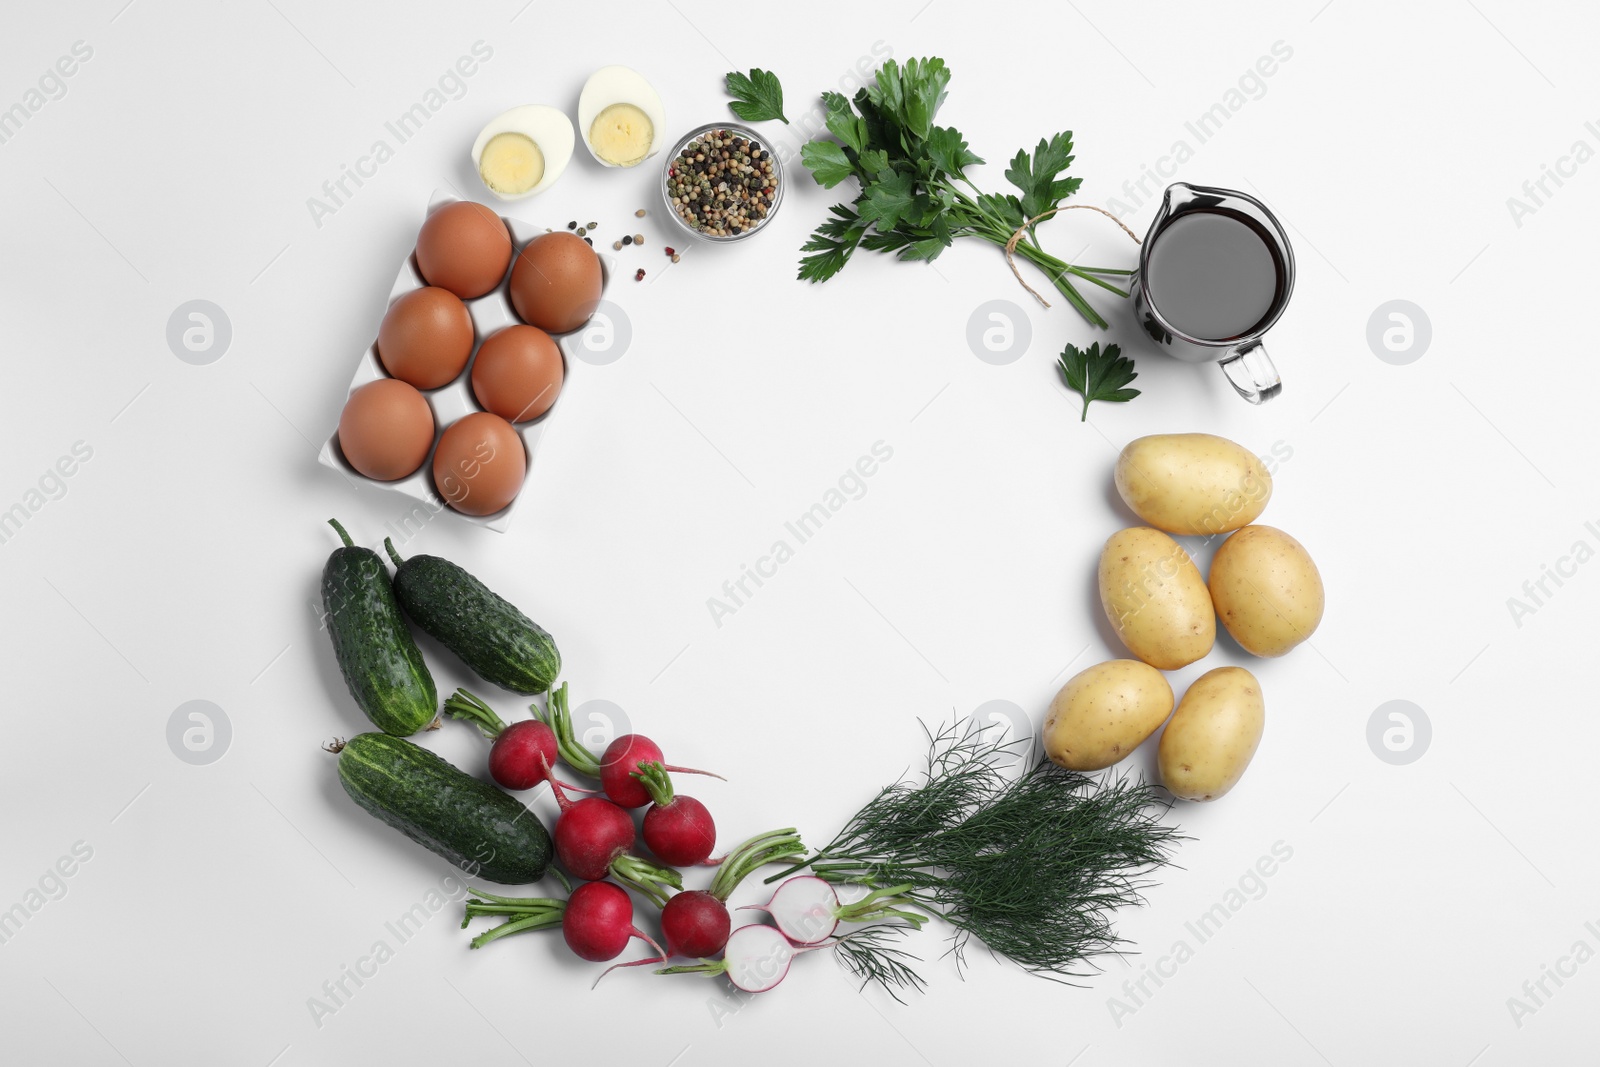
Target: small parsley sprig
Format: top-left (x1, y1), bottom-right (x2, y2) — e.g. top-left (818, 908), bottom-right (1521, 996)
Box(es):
top-left (1057, 341), bottom-right (1140, 421)
top-left (724, 68), bottom-right (788, 124)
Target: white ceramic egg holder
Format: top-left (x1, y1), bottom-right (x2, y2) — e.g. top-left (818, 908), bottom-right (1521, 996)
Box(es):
top-left (317, 190), bottom-right (612, 532)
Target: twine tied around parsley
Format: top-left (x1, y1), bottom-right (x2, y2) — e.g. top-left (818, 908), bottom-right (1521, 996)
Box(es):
top-left (1004, 205), bottom-right (1143, 309)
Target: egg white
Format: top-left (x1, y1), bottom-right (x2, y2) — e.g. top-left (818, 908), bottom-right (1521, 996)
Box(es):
top-left (470, 105), bottom-right (574, 199)
top-left (576, 66), bottom-right (666, 167)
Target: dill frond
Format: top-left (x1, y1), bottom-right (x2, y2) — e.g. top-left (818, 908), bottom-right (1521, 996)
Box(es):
top-left (831, 924), bottom-right (928, 1003)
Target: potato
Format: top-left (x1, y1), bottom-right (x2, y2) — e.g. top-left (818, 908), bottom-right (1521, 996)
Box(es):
top-left (1208, 525), bottom-right (1324, 657)
top-left (1159, 666), bottom-right (1265, 801)
top-left (1098, 527), bottom-right (1215, 670)
top-left (1114, 433), bottom-right (1272, 536)
top-left (1044, 659), bottom-right (1174, 771)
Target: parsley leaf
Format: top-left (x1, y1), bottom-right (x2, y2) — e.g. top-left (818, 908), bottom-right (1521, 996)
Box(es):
top-left (852, 89), bottom-right (895, 156)
top-left (1057, 342), bottom-right (1139, 421)
top-left (1005, 132), bottom-right (1083, 222)
top-left (858, 171), bottom-right (919, 231)
top-left (822, 90), bottom-right (868, 152)
top-left (901, 213), bottom-right (954, 261)
top-left (800, 141), bottom-right (855, 188)
top-left (924, 126), bottom-right (983, 177)
top-left (725, 68), bottom-right (788, 124)
top-left (866, 57), bottom-right (950, 140)
top-left (974, 192), bottom-right (1025, 232)
top-left (857, 148), bottom-right (892, 176)
top-left (860, 230), bottom-right (917, 253)
top-left (798, 204), bottom-right (866, 282)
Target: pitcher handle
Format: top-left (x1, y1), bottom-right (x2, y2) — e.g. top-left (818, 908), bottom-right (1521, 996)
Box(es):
top-left (1219, 342), bottom-right (1282, 404)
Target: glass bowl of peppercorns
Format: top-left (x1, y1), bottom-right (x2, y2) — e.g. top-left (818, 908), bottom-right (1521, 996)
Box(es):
top-left (661, 123), bottom-right (783, 243)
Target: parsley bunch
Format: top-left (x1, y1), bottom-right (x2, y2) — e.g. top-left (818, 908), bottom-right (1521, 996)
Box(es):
top-left (797, 57), bottom-right (1133, 328)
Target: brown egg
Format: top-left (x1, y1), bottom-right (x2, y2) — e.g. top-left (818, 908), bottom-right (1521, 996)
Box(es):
top-left (471, 326), bottom-right (564, 422)
top-left (509, 232), bottom-right (602, 333)
top-left (377, 287), bottom-right (475, 390)
top-left (433, 412), bottom-right (526, 516)
top-left (415, 201), bottom-right (513, 300)
top-left (337, 378), bottom-right (435, 481)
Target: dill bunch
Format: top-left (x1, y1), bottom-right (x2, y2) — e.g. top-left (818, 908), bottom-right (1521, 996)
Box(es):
top-left (774, 719), bottom-right (1184, 981)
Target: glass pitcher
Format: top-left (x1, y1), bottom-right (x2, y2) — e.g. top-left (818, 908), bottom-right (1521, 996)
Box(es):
top-left (1131, 182), bottom-right (1296, 404)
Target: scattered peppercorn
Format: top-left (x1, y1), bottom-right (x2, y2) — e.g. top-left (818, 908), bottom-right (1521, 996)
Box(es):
top-left (583, 237), bottom-right (592, 246)
top-left (664, 246), bottom-right (675, 256)
top-left (666, 129), bottom-right (779, 237)
top-left (633, 234), bottom-right (644, 245)
top-left (587, 221), bottom-right (597, 229)
top-left (613, 240), bottom-right (623, 250)
top-left (671, 253), bottom-right (681, 263)
top-left (622, 235), bottom-right (633, 246)
top-left (575, 226), bottom-right (586, 237)
top-left (635, 208), bottom-right (647, 217)
top-left (567, 221), bottom-right (576, 230)
top-left (635, 268), bottom-right (646, 281)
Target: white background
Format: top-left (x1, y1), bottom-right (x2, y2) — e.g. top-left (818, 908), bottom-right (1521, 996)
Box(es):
top-left (1, 1), bottom-right (1594, 1063)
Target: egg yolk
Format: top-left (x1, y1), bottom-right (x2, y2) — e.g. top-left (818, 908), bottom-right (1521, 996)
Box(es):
top-left (589, 103), bottom-right (653, 167)
top-left (479, 132), bottom-right (545, 195)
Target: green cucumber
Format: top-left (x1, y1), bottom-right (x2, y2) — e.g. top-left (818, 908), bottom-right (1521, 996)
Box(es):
top-left (384, 539), bottom-right (560, 695)
top-left (336, 733), bottom-right (552, 884)
top-left (322, 520), bottom-right (437, 736)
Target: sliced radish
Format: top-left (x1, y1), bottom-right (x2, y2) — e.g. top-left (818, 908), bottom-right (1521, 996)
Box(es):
top-left (743, 878), bottom-right (929, 946)
top-left (722, 925), bottom-right (798, 992)
top-left (656, 924), bottom-right (823, 993)
top-left (744, 875), bottom-right (839, 945)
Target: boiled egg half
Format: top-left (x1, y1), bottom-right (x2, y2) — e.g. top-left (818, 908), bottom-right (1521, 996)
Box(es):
top-left (577, 66), bottom-right (665, 168)
top-left (471, 105), bottom-right (574, 199)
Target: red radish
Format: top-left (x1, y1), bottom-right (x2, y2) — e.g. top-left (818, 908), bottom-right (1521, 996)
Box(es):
top-left (563, 881), bottom-right (666, 963)
top-left (488, 720), bottom-right (561, 789)
top-left (546, 774), bottom-right (682, 903)
top-left (533, 687), bottom-right (723, 807)
top-left (656, 924), bottom-right (829, 993)
top-left (633, 761), bottom-right (716, 866)
top-left (636, 828), bottom-right (807, 962)
top-left (660, 891), bottom-right (732, 959)
top-left (551, 791), bottom-right (634, 880)
top-left (742, 877), bottom-right (927, 945)
top-left (443, 688), bottom-right (563, 791)
top-left (600, 734), bottom-right (722, 809)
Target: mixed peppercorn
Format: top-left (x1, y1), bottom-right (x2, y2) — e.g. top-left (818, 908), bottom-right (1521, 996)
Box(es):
top-left (666, 130), bottom-right (777, 238)
top-left (558, 211), bottom-right (681, 280)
